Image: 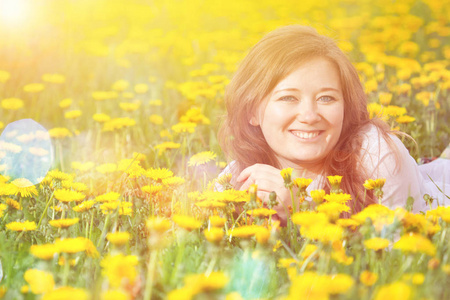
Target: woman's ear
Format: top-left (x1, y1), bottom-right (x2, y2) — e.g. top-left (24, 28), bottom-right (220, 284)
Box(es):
top-left (249, 116), bottom-right (259, 126)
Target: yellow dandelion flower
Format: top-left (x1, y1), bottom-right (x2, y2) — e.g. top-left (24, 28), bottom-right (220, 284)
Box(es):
top-left (49, 127), bottom-right (73, 139)
top-left (145, 168), bottom-right (173, 181)
top-left (328, 273), bottom-right (354, 294)
top-left (72, 200), bottom-right (96, 212)
top-left (134, 83), bottom-right (148, 93)
top-left (204, 227), bottom-right (224, 244)
top-left (5, 198), bottom-right (22, 210)
top-left (336, 218), bottom-right (359, 230)
top-left (209, 215), bottom-right (226, 227)
top-left (331, 249), bottom-right (354, 266)
top-left (246, 208), bottom-right (277, 217)
top-left (42, 287), bottom-right (89, 300)
top-left (396, 115), bottom-right (416, 124)
top-left (293, 177), bottom-right (313, 189)
top-left (61, 181), bottom-right (88, 192)
top-left (188, 151), bottom-right (217, 167)
top-left (20, 285), bottom-right (29, 294)
top-left (364, 237), bottom-right (390, 250)
top-left (384, 105), bottom-right (407, 117)
top-left (171, 121), bottom-right (197, 134)
top-left (184, 272), bottom-right (229, 294)
top-left (317, 202), bottom-right (350, 221)
top-left (0, 203), bottom-right (7, 217)
top-left (0, 70), bottom-right (10, 82)
top-left (6, 220), bottom-right (37, 231)
top-left (96, 163), bottom-right (117, 174)
top-left (149, 114), bottom-right (164, 125)
top-left (153, 141), bottom-right (181, 155)
top-left (195, 200), bottom-right (227, 209)
top-left (287, 272), bottom-right (329, 299)
top-left (147, 217), bottom-right (171, 233)
top-left (327, 175), bottom-right (343, 185)
top-left (172, 215), bottom-right (202, 231)
top-left (374, 282), bottom-right (411, 300)
top-left (101, 254), bottom-right (138, 288)
top-left (292, 211), bottom-right (329, 227)
top-left (30, 243), bottom-right (59, 260)
top-left (106, 231), bottom-right (131, 246)
top-left (351, 204), bottom-right (395, 231)
top-left (64, 110), bottom-right (82, 119)
top-left (301, 223), bottom-right (344, 244)
top-left (93, 113), bottom-right (111, 123)
top-left (363, 178), bottom-right (386, 190)
top-left (141, 184), bottom-right (163, 196)
top-left (100, 201), bottom-right (119, 214)
top-left (55, 237), bottom-right (87, 253)
top-left (119, 101), bottom-right (141, 112)
top-left (310, 189), bottom-right (326, 204)
top-left (95, 191), bottom-right (120, 202)
top-left (49, 218), bottom-right (80, 228)
top-left (111, 79), bottom-right (129, 91)
top-left (0, 286), bottom-right (6, 298)
top-left (1, 98), bottom-right (24, 110)
top-left (162, 176), bottom-right (185, 188)
top-left (360, 270), bottom-right (378, 286)
top-left (393, 233), bottom-right (436, 256)
top-left (24, 269), bottom-right (54, 294)
top-left (54, 188), bottom-right (85, 203)
top-left (92, 91), bottom-right (118, 101)
top-left (8, 178), bottom-right (37, 197)
top-left (23, 83), bottom-right (44, 93)
top-left (47, 169), bottom-right (74, 181)
top-left (379, 92), bottom-right (393, 106)
top-left (228, 225), bottom-right (259, 239)
top-left (102, 117), bottom-right (136, 131)
top-left (280, 168), bottom-right (293, 184)
top-left (118, 202), bottom-right (133, 216)
top-left (59, 98), bottom-right (72, 108)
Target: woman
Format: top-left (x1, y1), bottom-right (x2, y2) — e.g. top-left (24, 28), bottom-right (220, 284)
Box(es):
top-left (218, 25), bottom-right (449, 223)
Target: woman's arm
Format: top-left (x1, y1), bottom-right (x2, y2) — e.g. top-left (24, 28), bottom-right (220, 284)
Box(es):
top-left (360, 126), bottom-right (428, 213)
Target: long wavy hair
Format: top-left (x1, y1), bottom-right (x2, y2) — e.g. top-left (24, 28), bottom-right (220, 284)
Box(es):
top-left (218, 25), bottom-right (398, 213)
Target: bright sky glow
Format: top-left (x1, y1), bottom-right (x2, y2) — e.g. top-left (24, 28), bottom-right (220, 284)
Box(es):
top-left (0, 0), bottom-right (29, 25)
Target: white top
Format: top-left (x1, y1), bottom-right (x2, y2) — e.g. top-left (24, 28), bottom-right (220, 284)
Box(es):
top-left (218, 124), bottom-right (450, 213)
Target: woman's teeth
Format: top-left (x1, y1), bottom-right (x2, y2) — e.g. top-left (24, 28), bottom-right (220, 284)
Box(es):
top-left (291, 131), bottom-right (320, 139)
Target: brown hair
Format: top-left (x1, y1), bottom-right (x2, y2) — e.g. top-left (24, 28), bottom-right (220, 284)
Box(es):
top-left (219, 25), bottom-right (399, 213)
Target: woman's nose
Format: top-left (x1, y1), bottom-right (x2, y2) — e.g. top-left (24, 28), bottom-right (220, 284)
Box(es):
top-left (296, 101), bottom-right (321, 124)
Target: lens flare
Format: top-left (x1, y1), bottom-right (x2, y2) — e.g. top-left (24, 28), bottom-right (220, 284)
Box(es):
top-left (0, 119), bottom-right (53, 186)
top-left (0, 0), bottom-right (29, 25)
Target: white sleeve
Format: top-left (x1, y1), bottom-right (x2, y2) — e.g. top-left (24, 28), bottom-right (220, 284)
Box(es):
top-left (359, 126), bottom-right (428, 213)
top-left (214, 160), bottom-right (238, 191)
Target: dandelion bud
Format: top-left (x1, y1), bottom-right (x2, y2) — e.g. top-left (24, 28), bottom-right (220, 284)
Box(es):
top-left (269, 191), bottom-right (278, 208)
top-left (280, 168), bottom-right (293, 186)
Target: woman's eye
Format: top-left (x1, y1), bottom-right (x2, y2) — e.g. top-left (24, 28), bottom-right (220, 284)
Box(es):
top-left (318, 96), bottom-right (335, 103)
top-left (279, 96), bottom-right (297, 102)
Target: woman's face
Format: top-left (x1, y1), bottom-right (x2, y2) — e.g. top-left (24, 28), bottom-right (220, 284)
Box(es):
top-left (250, 57), bottom-right (345, 170)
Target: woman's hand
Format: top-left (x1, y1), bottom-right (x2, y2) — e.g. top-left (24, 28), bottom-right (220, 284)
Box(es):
top-left (236, 163), bottom-right (292, 224)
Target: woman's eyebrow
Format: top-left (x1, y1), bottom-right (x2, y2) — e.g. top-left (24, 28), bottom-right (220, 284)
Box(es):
top-left (272, 88), bottom-right (300, 95)
top-left (273, 87), bottom-right (341, 95)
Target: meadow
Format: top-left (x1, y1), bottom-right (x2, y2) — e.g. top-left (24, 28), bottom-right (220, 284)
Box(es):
top-left (0, 0), bottom-right (450, 299)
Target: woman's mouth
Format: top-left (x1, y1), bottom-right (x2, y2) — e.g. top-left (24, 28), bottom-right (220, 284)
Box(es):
top-left (289, 130), bottom-right (322, 140)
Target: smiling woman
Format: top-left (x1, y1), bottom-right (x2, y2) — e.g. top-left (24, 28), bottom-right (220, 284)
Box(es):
top-left (218, 25), bottom-right (450, 223)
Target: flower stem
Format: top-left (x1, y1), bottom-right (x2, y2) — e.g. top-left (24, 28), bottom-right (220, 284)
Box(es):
top-left (143, 249), bottom-right (158, 300)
